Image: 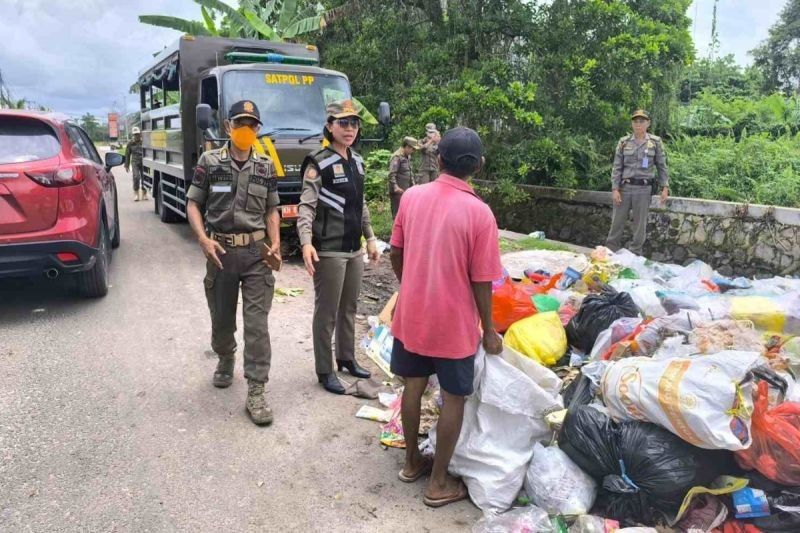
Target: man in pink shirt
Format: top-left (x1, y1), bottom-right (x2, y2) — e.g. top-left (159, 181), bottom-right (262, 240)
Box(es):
top-left (389, 126), bottom-right (504, 507)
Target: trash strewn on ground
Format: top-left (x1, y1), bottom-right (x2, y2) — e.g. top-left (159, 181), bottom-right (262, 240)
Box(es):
top-left (360, 245), bottom-right (800, 531)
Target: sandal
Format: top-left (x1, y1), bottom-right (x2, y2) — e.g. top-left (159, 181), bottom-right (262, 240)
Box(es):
top-left (398, 457), bottom-right (433, 483)
top-left (423, 480), bottom-right (468, 508)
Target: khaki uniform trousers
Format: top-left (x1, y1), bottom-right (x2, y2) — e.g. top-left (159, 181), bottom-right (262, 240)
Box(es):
top-left (606, 184), bottom-right (652, 256)
top-left (204, 239), bottom-right (275, 383)
top-left (312, 254), bottom-right (364, 374)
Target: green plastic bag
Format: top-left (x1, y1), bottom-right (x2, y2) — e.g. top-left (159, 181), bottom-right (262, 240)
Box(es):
top-left (533, 294), bottom-right (561, 313)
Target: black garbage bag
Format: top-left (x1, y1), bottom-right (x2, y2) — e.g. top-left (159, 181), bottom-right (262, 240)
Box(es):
top-left (566, 287), bottom-right (640, 353)
top-left (753, 490), bottom-right (800, 532)
top-left (561, 373), bottom-right (595, 411)
top-left (558, 406), bottom-right (734, 525)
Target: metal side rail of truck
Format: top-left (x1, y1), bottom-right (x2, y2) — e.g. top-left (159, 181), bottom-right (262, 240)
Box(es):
top-left (135, 35), bottom-right (390, 224)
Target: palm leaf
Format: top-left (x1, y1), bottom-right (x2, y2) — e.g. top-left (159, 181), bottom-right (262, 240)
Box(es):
top-left (201, 6), bottom-right (219, 36)
top-left (282, 14), bottom-right (325, 39)
top-left (193, 0), bottom-right (248, 28)
top-left (277, 0), bottom-right (298, 31)
top-left (139, 15), bottom-right (211, 36)
top-left (243, 9), bottom-right (280, 40)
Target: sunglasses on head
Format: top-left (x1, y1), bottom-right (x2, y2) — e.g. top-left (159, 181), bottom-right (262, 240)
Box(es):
top-left (333, 117), bottom-right (361, 129)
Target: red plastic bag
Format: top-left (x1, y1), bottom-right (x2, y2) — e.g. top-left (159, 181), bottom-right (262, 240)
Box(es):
top-left (720, 520), bottom-right (762, 533)
top-left (492, 278), bottom-right (540, 333)
top-left (735, 381), bottom-right (800, 486)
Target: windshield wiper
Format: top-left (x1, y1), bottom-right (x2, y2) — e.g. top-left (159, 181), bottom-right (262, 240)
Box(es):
top-left (261, 127), bottom-right (313, 137)
top-left (299, 131), bottom-right (323, 144)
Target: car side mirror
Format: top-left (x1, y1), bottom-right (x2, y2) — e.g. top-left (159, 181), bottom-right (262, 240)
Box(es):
top-left (378, 102), bottom-right (391, 127)
top-left (105, 152), bottom-right (124, 169)
top-left (196, 103), bottom-right (212, 131)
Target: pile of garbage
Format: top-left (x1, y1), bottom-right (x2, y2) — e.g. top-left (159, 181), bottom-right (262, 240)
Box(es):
top-left (361, 246), bottom-right (800, 532)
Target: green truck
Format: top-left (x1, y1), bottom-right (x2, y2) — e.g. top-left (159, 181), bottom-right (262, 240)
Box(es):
top-left (135, 35), bottom-right (389, 223)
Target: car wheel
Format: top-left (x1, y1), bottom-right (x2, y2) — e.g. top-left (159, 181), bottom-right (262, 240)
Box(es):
top-left (158, 181), bottom-right (180, 223)
top-left (111, 186), bottom-right (121, 249)
top-left (77, 222), bottom-right (110, 298)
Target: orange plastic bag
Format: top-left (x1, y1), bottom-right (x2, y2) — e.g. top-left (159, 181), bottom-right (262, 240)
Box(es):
top-left (735, 381), bottom-right (800, 486)
top-left (492, 279), bottom-right (540, 333)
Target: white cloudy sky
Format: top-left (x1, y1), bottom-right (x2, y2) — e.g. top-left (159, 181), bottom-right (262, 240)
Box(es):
top-left (0, 0), bottom-right (787, 120)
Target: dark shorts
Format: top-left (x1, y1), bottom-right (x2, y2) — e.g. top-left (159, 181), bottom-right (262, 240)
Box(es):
top-left (390, 338), bottom-right (475, 396)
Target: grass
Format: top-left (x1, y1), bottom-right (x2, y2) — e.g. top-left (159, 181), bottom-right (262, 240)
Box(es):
top-left (368, 199), bottom-right (394, 241)
top-left (499, 237), bottom-right (572, 253)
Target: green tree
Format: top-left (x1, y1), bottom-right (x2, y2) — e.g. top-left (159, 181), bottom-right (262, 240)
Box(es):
top-left (79, 113), bottom-right (104, 142)
top-left (752, 0), bottom-right (800, 94)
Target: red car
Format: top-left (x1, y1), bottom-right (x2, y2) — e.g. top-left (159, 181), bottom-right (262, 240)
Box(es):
top-left (0, 110), bottom-right (123, 297)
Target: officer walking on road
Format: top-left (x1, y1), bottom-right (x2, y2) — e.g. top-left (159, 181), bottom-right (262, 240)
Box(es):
top-left (124, 127), bottom-right (147, 201)
top-left (186, 100), bottom-right (282, 426)
top-left (606, 109), bottom-right (669, 256)
top-left (388, 136), bottom-right (420, 218)
top-left (417, 123), bottom-right (440, 184)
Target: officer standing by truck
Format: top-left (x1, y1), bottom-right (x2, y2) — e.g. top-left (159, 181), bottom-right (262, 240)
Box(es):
top-left (124, 127), bottom-right (147, 201)
top-left (606, 109), bottom-right (669, 256)
top-left (186, 100), bottom-right (282, 426)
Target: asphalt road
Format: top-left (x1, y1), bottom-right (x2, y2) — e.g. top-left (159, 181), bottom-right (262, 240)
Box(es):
top-left (0, 165), bottom-right (478, 532)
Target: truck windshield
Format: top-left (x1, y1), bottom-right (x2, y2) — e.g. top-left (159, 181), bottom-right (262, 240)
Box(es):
top-left (222, 70), bottom-right (352, 136)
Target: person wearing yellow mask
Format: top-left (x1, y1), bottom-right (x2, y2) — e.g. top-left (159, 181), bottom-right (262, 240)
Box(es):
top-left (186, 100), bottom-right (281, 426)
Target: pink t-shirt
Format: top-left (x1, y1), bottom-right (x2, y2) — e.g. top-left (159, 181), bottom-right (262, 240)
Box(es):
top-left (390, 174), bottom-right (503, 359)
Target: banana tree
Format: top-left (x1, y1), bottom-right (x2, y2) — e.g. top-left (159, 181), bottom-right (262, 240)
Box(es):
top-left (140, 0), bottom-right (331, 41)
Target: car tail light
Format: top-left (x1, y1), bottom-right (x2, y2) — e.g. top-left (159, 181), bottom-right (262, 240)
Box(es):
top-left (25, 164), bottom-right (85, 187)
top-left (56, 252), bottom-right (80, 263)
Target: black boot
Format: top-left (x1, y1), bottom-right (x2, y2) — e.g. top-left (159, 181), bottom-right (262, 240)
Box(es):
top-left (337, 359), bottom-right (371, 379)
top-left (317, 373), bottom-right (346, 395)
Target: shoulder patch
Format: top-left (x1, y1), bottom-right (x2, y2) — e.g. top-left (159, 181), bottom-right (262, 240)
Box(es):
top-left (192, 164), bottom-right (207, 187)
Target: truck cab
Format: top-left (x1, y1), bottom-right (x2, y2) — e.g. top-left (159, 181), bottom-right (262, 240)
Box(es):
top-left (136, 35), bottom-right (388, 223)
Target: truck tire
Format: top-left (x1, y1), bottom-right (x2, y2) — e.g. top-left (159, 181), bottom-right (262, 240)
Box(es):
top-left (77, 222), bottom-right (110, 298)
top-left (157, 181), bottom-right (181, 223)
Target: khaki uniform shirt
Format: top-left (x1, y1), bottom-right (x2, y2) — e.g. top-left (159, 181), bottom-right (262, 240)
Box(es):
top-left (388, 149), bottom-right (414, 192)
top-left (187, 145), bottom-right (279, 234)
top-left (611, 133), bottom-right (669, 191)
top-left (297, 161), bottom-right (376, 258)
top-left (419, 138), bottom-right (439, 172)
top-left (124, 138), bottom-right (142, 167)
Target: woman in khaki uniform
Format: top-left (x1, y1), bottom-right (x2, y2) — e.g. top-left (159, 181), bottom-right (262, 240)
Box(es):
top-left (297, 100), bottom-right (380, 394)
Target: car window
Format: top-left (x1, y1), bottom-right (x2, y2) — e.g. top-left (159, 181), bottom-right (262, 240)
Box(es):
top-left (65, 125), bottom-right (95, 162)
top-left (76, 127), bottom-right (102, 164)
top-left (0, 116), bottom-right (61, 164)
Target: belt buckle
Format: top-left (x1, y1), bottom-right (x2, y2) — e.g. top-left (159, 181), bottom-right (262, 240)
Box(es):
top-left (224, 235), bottom-right (235, 247)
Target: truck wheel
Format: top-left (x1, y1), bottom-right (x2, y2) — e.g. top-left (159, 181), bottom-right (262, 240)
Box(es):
top-left (111, 186), bottom-right (121, 249)
top-left (77, 222), bottom-right (110, 298)
top-left (158, 181), bottom-right (180, 223)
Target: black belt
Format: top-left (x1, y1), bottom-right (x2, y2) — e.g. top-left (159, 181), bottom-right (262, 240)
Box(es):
top-left (623, 178), bottom-right (652, 186)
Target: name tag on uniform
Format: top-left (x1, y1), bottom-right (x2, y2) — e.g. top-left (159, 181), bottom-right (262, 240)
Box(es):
top-left (332, 164), bottom-right (345, 177)
top-left (641, 156), bottom-right (649, 168)
top-left (333, 177), bottom-right (349, 184)
top-left (211, 184), bottom-right (232, 193)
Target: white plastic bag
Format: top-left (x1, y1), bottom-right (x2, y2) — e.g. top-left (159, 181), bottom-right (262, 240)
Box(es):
top-left (431, 346), bottom-right (563, 513)
top-left (472, 505), bottom-right (554, 533)
top-left (601, 351), bottom-right (761, 450)
top-left (524, 442), bottom-right (596, 515)
top-left (610, 279), bottom-right (666, 318)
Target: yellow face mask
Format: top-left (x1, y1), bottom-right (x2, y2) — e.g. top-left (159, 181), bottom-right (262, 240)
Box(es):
top-left (229, 126), bottom-right (257, 151)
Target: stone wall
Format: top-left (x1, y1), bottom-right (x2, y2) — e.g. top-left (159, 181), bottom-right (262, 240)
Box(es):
top-left (478, 181), bottom-right (800, 277)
